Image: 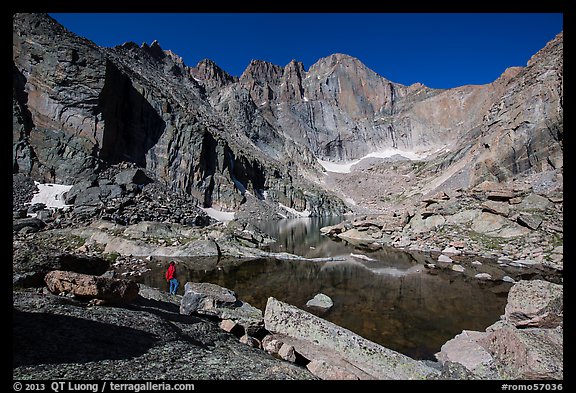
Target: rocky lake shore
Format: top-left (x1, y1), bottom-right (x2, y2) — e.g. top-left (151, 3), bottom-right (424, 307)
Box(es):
top-left (12, 167), bottom-right (563, 381)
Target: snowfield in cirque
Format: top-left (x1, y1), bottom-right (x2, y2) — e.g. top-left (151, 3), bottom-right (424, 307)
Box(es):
top-left (317, 146), bottom-right (442, 173)
top-left (30, 182), bottom-right (73, 210)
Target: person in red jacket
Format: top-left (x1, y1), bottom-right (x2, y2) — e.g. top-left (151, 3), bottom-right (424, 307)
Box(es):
top-left (165, 261), bottom-right (179, 295)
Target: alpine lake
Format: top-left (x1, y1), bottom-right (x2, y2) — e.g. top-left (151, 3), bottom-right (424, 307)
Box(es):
top-left (136, 216), bottom-right (552, 360)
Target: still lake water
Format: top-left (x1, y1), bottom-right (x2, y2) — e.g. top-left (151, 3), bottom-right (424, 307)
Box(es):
top-left (138, 217), bottom-right (511, 360)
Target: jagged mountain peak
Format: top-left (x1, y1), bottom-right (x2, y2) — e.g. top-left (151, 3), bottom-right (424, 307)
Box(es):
top-left (14, 13), bottom-right (100, 52)
top-left (311, 52), bottom-right (376, 69)
top-left (308, 52), bottom-right (394, 88)
top-left (191, 58), bottom-right (237, 86)
top-left (14, 13), bottom-right (62, 34)
top-left (196, 58), bottom-right (219, 68)
top-left (318, 52), bottom-right (361, 64)
top-left (141, 40), bottom-right (166, 60)
top-left (139, 40), bottom-right (186, 68)
top-left (284, 59), bottom-right (305, 73)
top-left (240, 59), bottom-right (284, 83)
top-left (287, 58), bottom-right (302, 65)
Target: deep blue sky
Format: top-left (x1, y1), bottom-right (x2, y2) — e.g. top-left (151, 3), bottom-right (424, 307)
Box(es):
top-left (48, 13), bottom-right (563, 89)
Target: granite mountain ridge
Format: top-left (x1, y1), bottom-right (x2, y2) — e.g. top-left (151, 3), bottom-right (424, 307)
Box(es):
top-left (13, 13), bottom-right (563, 216)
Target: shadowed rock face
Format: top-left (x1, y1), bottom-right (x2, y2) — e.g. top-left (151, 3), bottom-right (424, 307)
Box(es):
top-left (12, 13), bottom-right (562, 214)
top-left (12, 13), bottom-right (108, 183)
top-left (97, 60), bottom-right (166, 167)
top-left (13, 287), bottom-right (316, 379)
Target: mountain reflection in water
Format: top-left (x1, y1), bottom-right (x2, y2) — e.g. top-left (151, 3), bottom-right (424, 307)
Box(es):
top-left (138, 218), bottom-right (510, 360)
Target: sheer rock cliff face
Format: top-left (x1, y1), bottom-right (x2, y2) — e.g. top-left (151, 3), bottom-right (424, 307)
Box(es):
top-left (12, 13), bottom-right (345, 216)
top-left (473, 33), bottom-right (563, 183)
top-left (13, 13), bottom-right (563, 214)
top-left (12, 13), bottom-right (108, 182)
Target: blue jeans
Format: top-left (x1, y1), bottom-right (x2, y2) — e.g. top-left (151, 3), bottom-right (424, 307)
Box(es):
top-left (169, 278), bottom-right (179, 295)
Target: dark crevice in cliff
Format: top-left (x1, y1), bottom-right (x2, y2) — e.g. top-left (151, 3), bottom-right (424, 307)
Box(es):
top-left (13, 63), bottom-right (38, 175)
top-left (546, 119), bottom-right (563, 147)
top-left (97, 60), bottom-right (166, 168)
top-left (324, 136), bottom-right (344, 161)
top-left (388, 124), bottom-right (398, 149)
top-left (389, 82), bottom-right (396, 116)
top-left (198, 131), bottom-right (218, 208)
top-left (225, 147), bottom-right (267, 200)
top-left (13, 64), bottom-right (34, 134)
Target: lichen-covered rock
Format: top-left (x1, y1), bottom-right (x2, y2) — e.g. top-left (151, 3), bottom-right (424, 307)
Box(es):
top-left (13, 285), bottom-right (317, 380)
top-left (436, 330), bottom-right (501, 379)
top-left (305, 293), bottom-right (333, 310)
top-left (180, 282), bottom-right (264, 335)
top-left (504, 280), bottom-right (563, 328)
top-left (306, 359), bottom-right (360, 380)
top-left (484, 322), bottom-right (563, 380)
top-left (264, 296), bottom-right (439, 380)
top-left (180, 282), bottom-right (237, 315)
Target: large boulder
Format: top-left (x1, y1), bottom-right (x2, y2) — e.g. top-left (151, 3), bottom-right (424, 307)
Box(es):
top-left (13, 244), bottom-right (111, 288)
top-left (436, 330), bottom-right (501, 379)
top-left (44, 270), bottom-right (139, 303)
top-left (306, 359), bottom-right (360, 380)
top-left (180, 282), bottom-right (263, 335)
top-left (484, 321), bottom-right (563, 380)
top-left (13, 217), bottom-right (46, 232)
top-left (113, 168), bottom-right (152, 187)
top-left (64, 179), bottom-right (96, 204)
top-left (470, 212), bottom-right (530, 238)
top-left (516, 194), bottom-right (553, 212)
top-left (436, 279), bottom-right (564, 380)
top-left (264, 297), bottom-right (439, 380)
top-left (409, 213), bottom-right (446, 233)
top-left (336, 228), bottom-right (387, 246)
top-left (481, 200), bottom-right (510, 217)
top-left (516, 213), bottom-right (543, 230)
top-left (180, 282), bottom-right (237, 315)
top-left (504, 280), bottom-right (563, 328)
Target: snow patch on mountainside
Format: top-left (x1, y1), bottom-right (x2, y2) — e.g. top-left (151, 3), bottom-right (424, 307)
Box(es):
top-left (318, 147), bottom-right (432, 173)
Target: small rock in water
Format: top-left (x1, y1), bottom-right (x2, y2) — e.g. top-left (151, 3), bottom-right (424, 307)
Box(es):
top-left (350, 253), bottom-right (375, 261)
top-left (451, 264), bottom-right (465, 272)
top-left (306, 293), bottom-right (334, 310)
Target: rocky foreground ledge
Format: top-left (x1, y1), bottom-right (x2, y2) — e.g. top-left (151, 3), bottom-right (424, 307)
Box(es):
top-left (13, 266), bottom-right (563, 380)
top-left (13, 283), bottom-right (315, 380)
